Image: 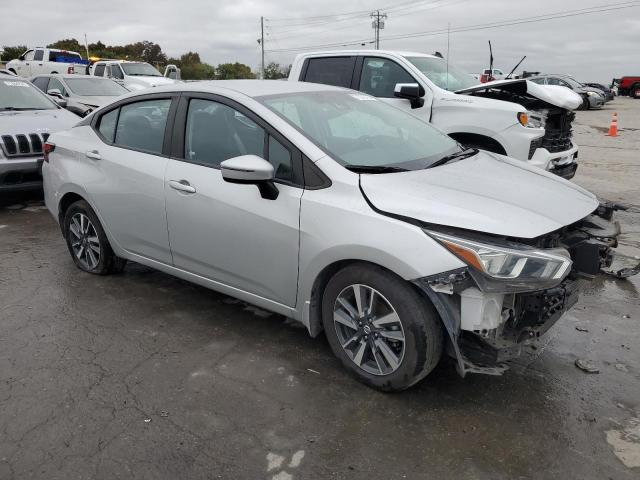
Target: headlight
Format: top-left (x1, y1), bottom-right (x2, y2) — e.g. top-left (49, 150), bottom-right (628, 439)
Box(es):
top-left (426, 230), bottom-right (572, 292)
top-left (518, 111), bottom-right (544, 129)
top-left (586, 91), bottom-right (600, 97)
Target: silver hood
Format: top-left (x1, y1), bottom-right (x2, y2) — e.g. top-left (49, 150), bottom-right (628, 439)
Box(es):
top-left (456, 79), bottom-right (583, 110)
top-left (0, 108), bottom-right (78, 136)
top-left (360, 151), bottom-right (598, 239)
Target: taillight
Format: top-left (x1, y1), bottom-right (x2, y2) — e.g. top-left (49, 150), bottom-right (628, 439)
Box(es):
top-left (43, 142), bottom-right (55, 163)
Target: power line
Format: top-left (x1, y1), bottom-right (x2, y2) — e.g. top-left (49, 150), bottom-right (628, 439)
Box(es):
top-left (265, 1), bottom-right (639, 54)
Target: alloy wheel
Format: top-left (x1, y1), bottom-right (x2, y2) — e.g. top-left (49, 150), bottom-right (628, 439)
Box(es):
top-left (333, 284), bottom-right (406, 376)
top-left (69, 213), bottom-right (101, 270)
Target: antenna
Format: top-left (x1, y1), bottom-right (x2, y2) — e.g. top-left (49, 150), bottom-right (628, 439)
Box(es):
top-left (506, 55), bottom-right (526, 79)
top-left (488, 40), bottom-right (493, 73)
top-left (446, 23), bottom-right (450, 91)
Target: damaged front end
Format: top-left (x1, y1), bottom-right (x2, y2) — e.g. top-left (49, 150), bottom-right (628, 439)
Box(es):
top-left (414, 202), bottom-right (638, 377)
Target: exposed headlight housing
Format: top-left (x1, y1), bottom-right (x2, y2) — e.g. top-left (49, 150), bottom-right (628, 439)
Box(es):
top-left (518, 111), bottom-right (545, 129)
top-left (426, 230), bottom-right (572, 292)
top-left (586, 91), bottom-right (600, 97)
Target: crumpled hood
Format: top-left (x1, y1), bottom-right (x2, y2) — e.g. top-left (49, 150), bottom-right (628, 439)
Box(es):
top-left (0, 108), bottom-right (78, 136)
top-left (360, 151), bottom-right (598, 238)
top-left (456, 79), bottom-right (583, 110)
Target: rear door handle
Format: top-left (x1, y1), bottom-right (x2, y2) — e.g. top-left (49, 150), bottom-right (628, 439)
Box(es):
top-left (85, 150), bottom-right (101, 160)
top-left (168, 180), bottom-right (196, 194)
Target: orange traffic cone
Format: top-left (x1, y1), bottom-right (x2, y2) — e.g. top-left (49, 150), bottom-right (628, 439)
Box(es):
top-left (606, 112), bottom-right (618, 137)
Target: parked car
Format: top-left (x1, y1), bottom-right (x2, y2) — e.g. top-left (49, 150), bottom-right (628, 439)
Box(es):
top-left (0, 73), bottom-right (78, 192)
top-left (5, 48), bottom-right (88, 77)
top-left (90, 60), bottom-right (177, 91)
top-left (479, 68), bottom-right (505, 83)
top-left (42, 80), bottom-right (636, 390)
top-left (615, 76), bottom-right (640, 98)
top-left (30, 74), bottom-right (129, 117)
top-left (289, 51), bottom-right (582, 179)
top-left (528, 75), bottom-right (604, 109)
top-left (583, 82), bottom-right (614, 102)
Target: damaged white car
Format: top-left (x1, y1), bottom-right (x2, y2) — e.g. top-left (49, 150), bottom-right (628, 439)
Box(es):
top-left (43, 81), bottom-right (637, 391)
top-left (289, 50), bottom-right (582, 179)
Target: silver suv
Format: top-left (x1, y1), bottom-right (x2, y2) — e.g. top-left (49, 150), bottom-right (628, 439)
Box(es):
top-left (0, 73), bottom-right (78, 192)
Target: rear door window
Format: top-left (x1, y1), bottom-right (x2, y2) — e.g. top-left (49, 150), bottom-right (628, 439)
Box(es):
top-left (303, 57), bottom-right (355, 88)
top-left (34, 50), bottom-right (44, 61)
top-left (358, 57), bottom-right (416, 98)
top-left (93, 64), bottom-right (105, 77)
top-left (32, 77), bottom-right (49, 92)
top-left (113, 99), bottom-right (172, 154)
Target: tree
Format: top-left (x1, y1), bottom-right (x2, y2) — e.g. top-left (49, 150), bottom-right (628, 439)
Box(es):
top-left (263, 62), bottom-right (291, 80)
top-left (1, 45), bottom-right (28, 62)
top-left (216, 62), bottom-right (255, 80)
top-left (47, 38), bottom-right (84, 53)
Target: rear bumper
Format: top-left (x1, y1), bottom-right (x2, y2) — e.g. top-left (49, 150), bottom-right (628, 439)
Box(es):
top-left (0, 157), bottom-right (43, 192)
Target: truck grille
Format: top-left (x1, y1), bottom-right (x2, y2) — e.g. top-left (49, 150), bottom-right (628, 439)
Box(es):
top-left (541, 111), bottom-right (574, 153)
top-left (1, 133), bottom-right (49, 157)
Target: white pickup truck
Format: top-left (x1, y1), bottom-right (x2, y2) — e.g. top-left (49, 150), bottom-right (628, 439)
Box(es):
top-left (90, 60), bottom-right (178, 91)
top-left (6, 48), bottom-right (88, 77)
top-left (289, 50), bottom-right (583, 178)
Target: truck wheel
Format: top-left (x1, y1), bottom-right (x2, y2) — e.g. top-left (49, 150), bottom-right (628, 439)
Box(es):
top-left (632, 86), bottom-right (640, 99)
top-left (63, 200), bottom-right (126, 275)
top-left (322, 263), bottom-right (443, 392)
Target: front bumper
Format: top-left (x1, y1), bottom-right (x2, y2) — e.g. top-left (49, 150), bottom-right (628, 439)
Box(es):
top-left (413, 203), bottom-right (635, 377)
top-left (528, 142), bottom-right (579, 177)
top-left (0, 156), bottom-right (43, 192)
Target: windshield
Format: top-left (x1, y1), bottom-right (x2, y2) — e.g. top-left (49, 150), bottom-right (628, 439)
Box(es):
top-left (0, 79), bottom-right (57, 110)
top-left (561, 76), bottom-right (584, 88)
top-left (406, 56), bottom-right (478, 91)
top-left (259, 91), bottom-right (460, 170)
top-left (65, 77), bottom-right (129, 96)
top-left (120, 63), bottom-right (162, 77)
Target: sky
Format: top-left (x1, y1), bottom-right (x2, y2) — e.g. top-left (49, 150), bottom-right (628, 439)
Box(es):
top-left (1, 0), bottom-right (639, 83)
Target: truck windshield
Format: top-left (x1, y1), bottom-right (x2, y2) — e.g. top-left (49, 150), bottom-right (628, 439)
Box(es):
top-left (65, 78), bottom-right (129, 96)
top-left (259, 91), bottom-right (460, 170)
top-left (121, 63), bottom-right (162, 77)
top-left (0, 79), bottom-right (57, 110)
top-left (406, 56), bottom-right (478, 91)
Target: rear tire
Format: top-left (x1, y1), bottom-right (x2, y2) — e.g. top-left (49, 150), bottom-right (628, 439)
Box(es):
top-left (322, 263), bottom-right (443, 392)
top-left (63, 200), bottom-right (126, 275)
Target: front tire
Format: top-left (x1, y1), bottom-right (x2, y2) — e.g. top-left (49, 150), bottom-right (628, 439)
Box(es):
top-left (322, 263), bottom-right (443, 391)
top-left (63, 200), bottom-right (126, 275)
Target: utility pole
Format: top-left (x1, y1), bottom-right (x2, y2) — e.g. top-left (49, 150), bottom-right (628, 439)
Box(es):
top-left (84, 33), bottom-right (90, 59)
top-left (370, 10), bottom-right (387, 49)
top-left (260, 16), bottom-right (265, 79)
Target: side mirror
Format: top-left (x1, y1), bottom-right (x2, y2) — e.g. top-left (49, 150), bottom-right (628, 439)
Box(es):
top-left (394, 83), bottom-right (425, 109)
top-left (221, 155), bottom-right (279, 200)
top-left (52, 97), bottom-right (67, 108)
top-left (47, 88), bottom-right (64, 98)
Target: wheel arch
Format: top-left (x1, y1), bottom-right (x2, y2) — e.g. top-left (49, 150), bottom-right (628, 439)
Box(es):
top-left (448, 132), bottom-right (507, 155)
top-left (305, 259), bottom-right (437, 338)
top-left (58, 191), bottom-right (86, 229)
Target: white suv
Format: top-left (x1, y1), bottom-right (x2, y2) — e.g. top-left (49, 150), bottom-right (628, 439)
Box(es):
top-left (289, 51), bottom-right (582, 179)
top-left (43, 81), bottom-right (633, 390)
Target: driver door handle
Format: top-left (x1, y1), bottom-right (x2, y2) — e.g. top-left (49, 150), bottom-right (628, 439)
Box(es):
top-left (85, 150), bottom-right (101, 160)
top-left (168, 180), bottom-right (196, 194)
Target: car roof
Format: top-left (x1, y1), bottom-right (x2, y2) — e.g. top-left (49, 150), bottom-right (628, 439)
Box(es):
top-left (148, 80), bottom-right (350, 98)
top-left (296, 49), bottom-right (439, 60)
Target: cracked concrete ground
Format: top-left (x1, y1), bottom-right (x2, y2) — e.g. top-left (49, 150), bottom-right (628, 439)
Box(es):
top-left (1, 98), bottom-right (639, 480)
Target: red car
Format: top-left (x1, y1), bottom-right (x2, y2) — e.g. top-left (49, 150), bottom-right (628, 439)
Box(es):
top-left (616, 76), bottom-right (640, 98)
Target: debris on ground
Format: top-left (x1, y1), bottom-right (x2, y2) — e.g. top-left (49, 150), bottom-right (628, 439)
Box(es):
top-left (575, 358), bottom-right (600, 374)
top-left (575, 325), bottom-right (589, 332)
top-left (160, 411), bottom-right (169, 417)
top-left (306, 368), bottom-right (320, 375)
top-left (614, 363), bottom-right (629, 372)
top-left (5, 204), bottom-right (25, 210)
top-left (144, 418), bottom-right (152, 423)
